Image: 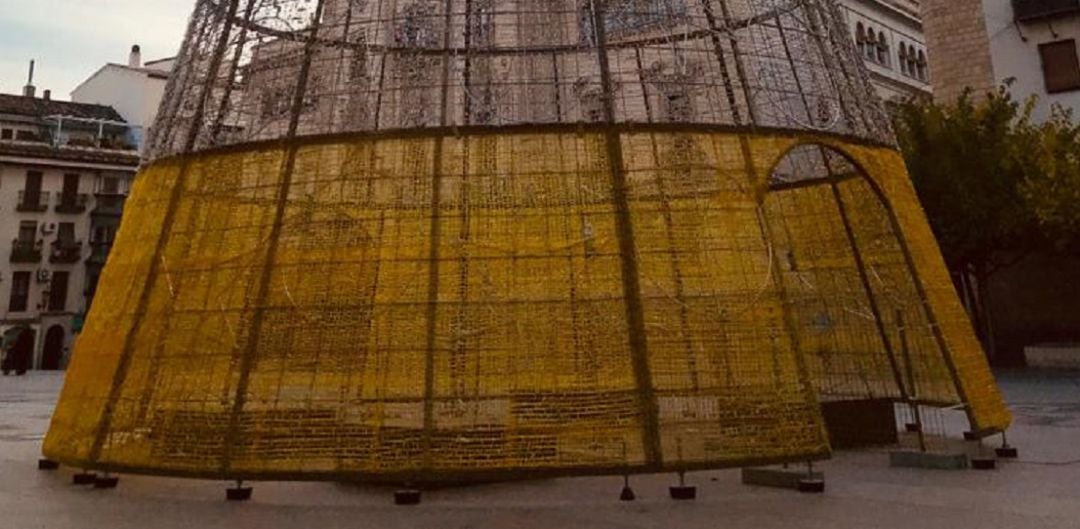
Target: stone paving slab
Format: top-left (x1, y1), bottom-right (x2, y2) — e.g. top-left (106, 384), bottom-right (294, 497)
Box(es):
top-left (1, 371), bottom-right (1078, 529)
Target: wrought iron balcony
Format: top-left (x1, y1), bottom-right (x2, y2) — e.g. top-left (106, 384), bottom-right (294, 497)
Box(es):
top-left (55, 193), bottom-right (89, 214)
top-left (1014, 0), bottom-right (1080, 21)
top-left (10, 239), bottom-right (42, 263)
top-left (50, 240), bottom-right (83, 264)
top-left (86, 241), bottom-right (111, 265)
top-left (91, 193), bottom-right (126, 217)
top-left (16, 191), bottom-right (49, 212)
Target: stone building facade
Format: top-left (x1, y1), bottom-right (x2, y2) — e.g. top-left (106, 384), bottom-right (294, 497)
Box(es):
top-left (840, 0), bottom-right (933, 104)
top-left (918, 0), bottom-right (1080, 364)
top-left (0, 90), bottom-right (137, 372)
top-left (920, 0), bottom-right (996, 103)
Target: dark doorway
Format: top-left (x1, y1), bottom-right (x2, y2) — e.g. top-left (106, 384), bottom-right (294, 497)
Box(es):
top-left (24, 171), bottom-right (43, 199)
top-left (42, 325), bottom-right (65, 370)
top-left (1, 327), bottom-right (36, 375)
top-left (48, 271), bottom-right (70, 312)
top-left (62, 173), bottom-right (80, 197)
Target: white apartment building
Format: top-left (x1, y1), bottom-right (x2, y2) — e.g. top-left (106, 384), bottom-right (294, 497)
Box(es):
top-left (0, 86), bottom-right (137, 373)
top-left (71, 46), bottom-right (175, 150)
top-left (840, 0), bottom-right (933, 103)
top-left (983, 1), bottom-right (1080, 120)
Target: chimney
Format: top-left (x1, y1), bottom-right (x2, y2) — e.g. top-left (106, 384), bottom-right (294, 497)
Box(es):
top-left (23, 60), bottom-right (36, 98)
top-left (43, 89), bottom-right (51, 101)
top-left (129, 44), bottom-right (142, 68)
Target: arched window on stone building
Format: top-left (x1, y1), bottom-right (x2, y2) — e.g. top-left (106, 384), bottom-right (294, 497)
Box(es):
top-left (898, 43), bottom-right (908, 75)
top-left (856, 23), bottom-right (866, 57)
top-left (877, 32), bottom-right (889, 66)
top-left (907, 44), bottom-right (919, 78)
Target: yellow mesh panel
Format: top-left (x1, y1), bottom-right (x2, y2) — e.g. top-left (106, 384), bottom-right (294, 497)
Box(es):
top-left (841, 145), bottom-right (1011, 432)
top-left (44, 131), bottom-right (1008, 480)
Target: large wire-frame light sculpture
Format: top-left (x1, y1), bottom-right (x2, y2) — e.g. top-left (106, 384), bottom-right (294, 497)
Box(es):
top-left (44, 0), bottom-right (1010, 483)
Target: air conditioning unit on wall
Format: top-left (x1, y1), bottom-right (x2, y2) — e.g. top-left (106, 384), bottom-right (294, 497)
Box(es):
top-left (40, 223), bottom-right (56, 235)
top-left (36, 269), bottom-right (50, 284)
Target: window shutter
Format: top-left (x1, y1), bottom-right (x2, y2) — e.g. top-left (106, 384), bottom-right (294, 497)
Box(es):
top-left (1040, 40), bottom-right (1080, 93)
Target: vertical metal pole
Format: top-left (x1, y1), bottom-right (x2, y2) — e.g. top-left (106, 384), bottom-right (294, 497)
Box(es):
top-left (771, 1), bottom-right (909, 413)
top-left (739, 136), bottom-right (829, 460)
top-left (634, 47), bottom-right (701, 391)
top-left (697, 0), bottom-right (743, 125)
top-left (219, 0), bottom-right (328, 475)
top-left (588, 0), bottom-right (662, 467)
top-left (420, 0), bottom-right (459, 473)
top-left (855, 176), bottom-right (982, 433)
top-left (715, 0), bottom-right (758, 125)
top-left (827, 179), bottom-right (911, 403)
top-left (209, 0), bottom-right (259, 142)
top-left (86, 0), bottom-right (241, 468)
top-left (897, 309), bottom-right (926, 452)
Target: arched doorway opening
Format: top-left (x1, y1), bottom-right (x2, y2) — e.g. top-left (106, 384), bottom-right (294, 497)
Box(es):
top-left (2, 326), bottom-right (36, 375)
top-left (42, 325), bottom-right (65, 371)
top-left (763, 143), bottom-right (960, 447)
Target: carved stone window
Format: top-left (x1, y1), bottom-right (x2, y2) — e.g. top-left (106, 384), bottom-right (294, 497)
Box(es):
top-left (579, 0), bottom-right (689, 43)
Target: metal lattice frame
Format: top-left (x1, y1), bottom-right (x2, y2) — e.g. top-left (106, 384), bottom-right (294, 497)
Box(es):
top-left (144, 0), bottom-right (894, 157)
top-left (44, 0), bottom-right (1009, 482)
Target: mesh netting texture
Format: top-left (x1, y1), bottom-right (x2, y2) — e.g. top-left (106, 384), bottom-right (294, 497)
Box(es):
top-left (45, 0), bottom-right (1009, 481)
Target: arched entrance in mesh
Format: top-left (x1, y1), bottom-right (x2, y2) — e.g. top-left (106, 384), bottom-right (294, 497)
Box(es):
top-left (763, 144), bottom-right (967, 414)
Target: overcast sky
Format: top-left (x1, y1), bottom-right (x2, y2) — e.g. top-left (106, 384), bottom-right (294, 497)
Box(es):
top-left (0, 1), bottom-right (193, 100)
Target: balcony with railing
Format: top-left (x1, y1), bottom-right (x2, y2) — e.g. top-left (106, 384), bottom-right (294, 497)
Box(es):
top-left (0, 117), bottom-right (141, 170)
top-left (50, 239), bottom-right (83, 264)
top-left (55, 193), bottom-right (89, 214)
top-left (91, 193), bottom-right (126, 217)
top-left (87, 241), bottom-right (111, 265)
top-left (11, 239), bottom-right (43, 263)
top-left (1014, 0), bottom-right (1080, 21)
top-left (16, 191), bottom-right (49, 212)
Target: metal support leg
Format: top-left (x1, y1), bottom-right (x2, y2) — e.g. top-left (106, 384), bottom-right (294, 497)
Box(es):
top-left (394, 488), bottom-right (422, 505)
top-left (94, 472), bottom-right (120, 489)
top-left (37, 459), bottom-right (59, 471)
top-left (72, 469), bottom-right (97, 485)
top-left (620, 474), bottom-right (636, 501)
top-left (996, 431), bottom-right (1018, 458)
top-left (226, 480), bottom-right (253, 501)
top-left (797, 461), bottom-right (825, 493)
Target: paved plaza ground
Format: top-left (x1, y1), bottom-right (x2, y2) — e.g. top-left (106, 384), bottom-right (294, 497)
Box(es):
top-left (1, 370), bottom-right (1078, 528)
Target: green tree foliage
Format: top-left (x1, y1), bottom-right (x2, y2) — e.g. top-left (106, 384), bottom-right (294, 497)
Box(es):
top-left (894, 86), bottom-right (1040, 278)
top-left (1016, 108), bottom-right (1080, 249)
top-left (893, 86), bottom-right (1080, 358)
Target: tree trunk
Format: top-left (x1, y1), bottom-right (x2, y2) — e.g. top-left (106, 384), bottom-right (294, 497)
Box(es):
top-left (955, 268), bottom-right (977, 320)
top-left (973, 266), bottom-right (998, 364)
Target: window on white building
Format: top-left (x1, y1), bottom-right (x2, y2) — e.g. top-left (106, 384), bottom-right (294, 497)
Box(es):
top-left (1039, 40), bottom-right (1080, 94)
top-left (8, 271), bottom-right (30, 312)
top-left (17, 221), bottom-right (37, 243)
top-left (876, 32), bottom-right (889, 66)
top-left (48, 271), bottom-right (69, 312)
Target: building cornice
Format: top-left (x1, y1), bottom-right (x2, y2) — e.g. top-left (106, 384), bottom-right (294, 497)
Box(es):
top-left (867, 68), bottom-right (932, 98)
top-left (0, 147), bottom-right (139, 171)
top-left (849, 0), bottom-right (924, 30)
